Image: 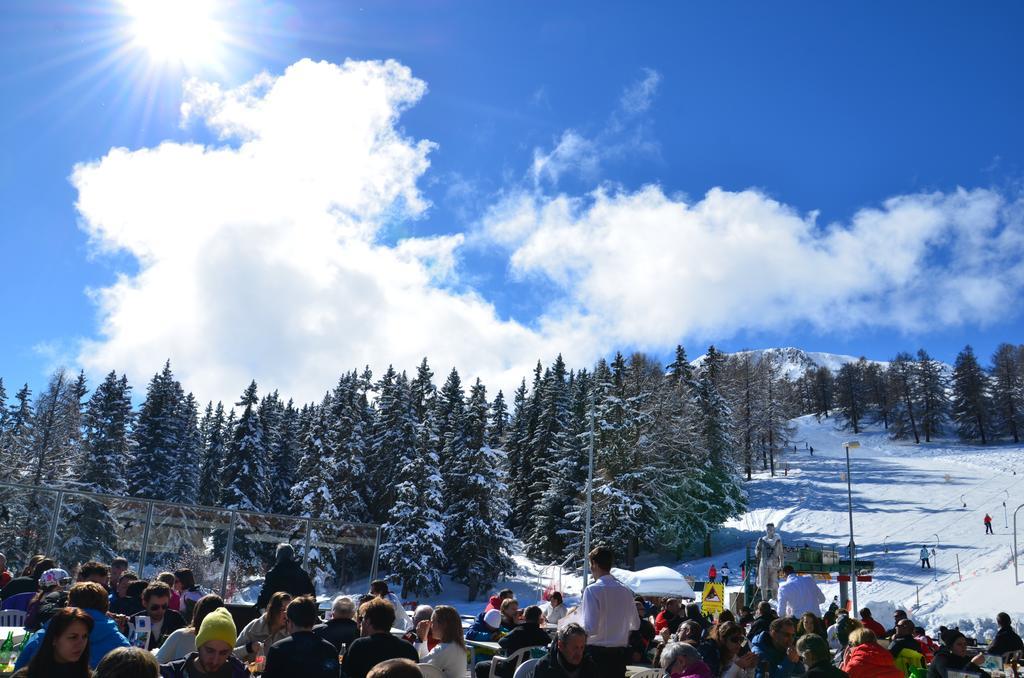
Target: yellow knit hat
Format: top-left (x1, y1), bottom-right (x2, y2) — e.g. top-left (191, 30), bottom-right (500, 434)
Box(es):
top-left (196, 607), bottom-right (237, 649)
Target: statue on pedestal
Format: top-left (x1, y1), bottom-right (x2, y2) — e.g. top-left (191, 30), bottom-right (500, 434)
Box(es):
top-left (755, 522), bottom-right (784, 601)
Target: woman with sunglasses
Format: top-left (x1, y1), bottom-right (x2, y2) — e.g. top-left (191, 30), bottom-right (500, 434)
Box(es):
top-left (25, 568), bottom-right (72, 631)
top-left (698, 621), bottom-right (758, 677)
top-left (11, 607), bottom-right (94, 678)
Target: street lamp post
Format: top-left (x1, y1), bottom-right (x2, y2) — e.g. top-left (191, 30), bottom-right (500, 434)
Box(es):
top-left (582, 386), bottom-right (596, 589)
top-left (844, 441), bottom-right (860, 613)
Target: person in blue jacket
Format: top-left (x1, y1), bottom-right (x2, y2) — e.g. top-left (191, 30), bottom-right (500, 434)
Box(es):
top-left (15, 581), bottom-right (131, 670)
top-left (751, 617), bottom-right (806, 678)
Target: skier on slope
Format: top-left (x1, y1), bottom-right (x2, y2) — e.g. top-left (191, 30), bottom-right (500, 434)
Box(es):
top-left (919, 547), bottom-right (931, 569)
top-left (720, 563), bottom-right (731, 586)
top-left (984, 514), bottom-right (994, 535)
top-left (708, 564), bottom-right (717, 583)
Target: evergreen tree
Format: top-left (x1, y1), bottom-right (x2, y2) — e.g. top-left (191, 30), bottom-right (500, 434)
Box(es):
top-left (370, 367), bottom-right (412, 524)
top-left (834, 360), bottom-right (868, 433)
top-left (887, 353), bottom-right (921, 443)
top-left (863, 362), bottom-right (890, 429)
top-left (197, 402), bottom-right (227, 506)
top-left (168, 393), bottom-right (201, 505)
top-left (916, 349), bottom-right (948, 443)
top-left (378, 374), bottom-right (445, 597)
top-left (951, 345), bottom-right (992, 443)
top-left (25, 370), bottom-right (82, 488)
top-left (0, 383), bottom-right (33, 481)
top-left (290, 395), bottom-right (342, 577)
top-left (503, 380), bottom-right (532, 534)
top-left (991, 343), bottom-right (1023, 443)
top-left (327, 373), bottom-right (370, 525)
top-left (812, 367), bottom-right (834, 419)
top-left (666, 345), bottom-right (695, 386)
top-left (488, 390), bottom-right (509, 447)
top-left (410, 358), bottom-right (436, 424)
top-left (269, 399), bottom-right (299, 514)
top-left (128, 362), bottom-right (185, 500)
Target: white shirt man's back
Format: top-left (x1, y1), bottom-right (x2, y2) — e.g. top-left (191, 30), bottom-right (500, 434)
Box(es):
top-left (580, 575), bottom-right (639, 647)
top-left (776, 573), bottom-right (825, 618)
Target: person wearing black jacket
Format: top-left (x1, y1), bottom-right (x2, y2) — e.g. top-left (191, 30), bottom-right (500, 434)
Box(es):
top-left (474, 606), bottom-right (551, 678)
top-left (314, 595), bottom-right (360, 653)
top-left (928, 629), bottom-right (990, 678)
top-left (989, 613), bottom-right (1024, 656)
top-left (1, 558), bottom-right (55, 601)
top-left (747, 601), bottom-right (777, 641)
top-left (264, 595), bottom-right (340, 678)
top-left (255, 544), bottom-right (316, 613)
top-left (130, 582), bottom-right (186, 650)
top-left (345, 597), bottom-right (418, 678)
top-left (628, 599), bottom-right (656, 664)
top-left (534, 624), bottom-right (598, 678)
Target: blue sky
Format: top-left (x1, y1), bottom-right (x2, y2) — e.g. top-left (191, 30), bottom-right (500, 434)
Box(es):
top-left (1, 1), bottom-right (1023, 404)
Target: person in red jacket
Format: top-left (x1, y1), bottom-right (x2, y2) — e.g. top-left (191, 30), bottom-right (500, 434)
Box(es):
top-left (708, 565), bottom-right (717, 583)
top-left (841, 629), bottom-right (902, 678)
top-left (985, 514), bottom-right (994, 535)
top-left (858, 608), bottom-right (886, 638)
top-left (655, 598), bottom-right (683, 634)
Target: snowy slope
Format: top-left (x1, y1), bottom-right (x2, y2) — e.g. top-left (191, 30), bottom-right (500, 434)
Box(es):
top-left (690, 347), bottom-right (885, 380)
top-left (680, 415), bottom-right (1024, 640)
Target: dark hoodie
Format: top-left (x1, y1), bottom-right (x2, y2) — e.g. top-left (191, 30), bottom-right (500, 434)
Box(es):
top-left (533, 638), bottom-right (599, 678)
top-left (926, 646), bottom-right (989, 678)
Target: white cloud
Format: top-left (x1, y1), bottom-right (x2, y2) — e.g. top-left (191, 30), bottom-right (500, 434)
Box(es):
top-left (618, 68), bottom-right (661, 115)
top-left (73, 58), bottom-right (566, 404)
top-left (482, 185), bottom-right (1024, 346)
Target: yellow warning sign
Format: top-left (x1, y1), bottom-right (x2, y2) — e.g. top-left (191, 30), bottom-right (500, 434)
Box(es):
top-left (701, 582), bottom-right (724, 615)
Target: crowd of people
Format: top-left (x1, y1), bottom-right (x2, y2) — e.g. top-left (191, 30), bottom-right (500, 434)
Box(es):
top-left (1, 545), bottom-right (1022, 678)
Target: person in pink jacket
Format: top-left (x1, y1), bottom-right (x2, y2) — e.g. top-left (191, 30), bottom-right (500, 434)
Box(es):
top-left (661, 641), bottom-right (713, 678)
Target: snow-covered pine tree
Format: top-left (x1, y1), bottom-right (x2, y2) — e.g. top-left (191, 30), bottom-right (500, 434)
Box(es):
top-left (502, 380), bottom-right (531, 535)
top-left (667, 345), bottom-right (695, 386)
top-left (128, 362), bottom-right (185, 500)
top-left (25, 370), bottom-right (82, 488)
top-left (834, 360), bottom-right (868, 433)
top-left (69, 370), bottom-right (132, 564)
top-left (217, 381), bottom-right (270, 568)
top-left (197, 402), bottom-right (227, 506)
top-left (369, 367), bottom-right (406, 525)
top-left (410, 358), bottom-right (436, 424)
top-left (378, 372), bottom-right (445, 597)
top-left (290, 394), bottom-right (342, 579)
top-left (488, 390), bottom-right (509, 447)
top-left (440, 370), bottom-right (514, 600)
top-left (269, 399), bottom-right (299, 515)
top-left (693, 346), bottom-right (746, 557)
top-left (887, 353), bottom-right (921, 443)
top-left (1, 384), bottom-right (33, 482)
top-left (327, 372), bottom-right (370, 525)
top-left (168, 393), bottom-right (201, 505)
top-left (951, 345), bottom-right (992, 443)
top-left (525, 357), bottom-right (576, 561)
top-left (915, 349), bottom-right (948, 443)
top-left (990, 343), bottom-right (1023, 443)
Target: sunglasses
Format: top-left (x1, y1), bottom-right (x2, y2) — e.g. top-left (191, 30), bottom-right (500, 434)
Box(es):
top-left (727, 636), bottom-right (744, 644)
top-left (149, 604), bottom-right (168, 611)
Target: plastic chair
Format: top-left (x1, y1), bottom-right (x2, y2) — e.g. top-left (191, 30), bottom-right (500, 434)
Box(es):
top-left (489, 646), bottom-right (547, 678)
top-left (627, 670), bottom-right (661, 678)
top-left (0, 609), bottom-right (27, 627)
top-left (417, 664), bottom-right (444, 678)
top-left (513, 658), bottom-right (540, 678)
top-left (0, 593), bottom-right (33, 612)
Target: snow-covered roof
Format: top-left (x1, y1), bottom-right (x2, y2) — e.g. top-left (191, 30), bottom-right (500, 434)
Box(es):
top-left (612, 565), bottom-right (696, 598)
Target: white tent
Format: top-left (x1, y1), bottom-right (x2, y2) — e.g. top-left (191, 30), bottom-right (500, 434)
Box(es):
top-left (611, 565), bottom-right (696, 599)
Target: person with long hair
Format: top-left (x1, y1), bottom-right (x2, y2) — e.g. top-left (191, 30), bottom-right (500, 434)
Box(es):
top-left (697, 620), bottom-right (758, 677)
top-left (419, 605), bottom-right (467, 678)
top-left (154, 594), bottom-right (225, 663)
top-left (11, 607), bottom-right (94, 678)
top-left (234, 590), bottom-right (291, 661)
top-left (172, 569), bottom-right (204, 623)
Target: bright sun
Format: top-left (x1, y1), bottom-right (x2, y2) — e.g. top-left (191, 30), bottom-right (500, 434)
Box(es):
top-left (122, 0), bottom-right (225, 67)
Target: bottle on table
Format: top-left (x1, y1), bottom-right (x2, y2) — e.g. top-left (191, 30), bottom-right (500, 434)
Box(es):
top-left (0, 630), bottom-right (14, 671)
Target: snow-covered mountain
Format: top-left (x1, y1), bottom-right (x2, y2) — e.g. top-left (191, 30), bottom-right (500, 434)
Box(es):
top-left (690, 346), bottom-right (883, 380)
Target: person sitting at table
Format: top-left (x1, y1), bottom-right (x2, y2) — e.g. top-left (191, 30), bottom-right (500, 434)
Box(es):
top-left (155, 593), bottom-right (226, 663)
top-left (660, 641), bottom-right (714, 678)
top-left (655, 599), bottom-right (684, 635)
top-left (11, 607), bottom-right (94, 678)
top-left (111, 578), bottom-right (147, 616)
top-left (263, 595), bottom-right (340, 678)
top-left (15, 582), bottom-right (131, 670)
top-left (160, 607), bottom-right (250, 678)
top-left (130, 582), bottom-right (186, 650)
top-left (415, 605), bottom-right (468, 678)
top-left (698, 620), bottom-right (758, 676)
top-left (235, 590), bottom-right (292, 662)
top-left (544, 592), bottom-right (568, 625)
top-left (628, 599), bottom-right (657, 664)
top-left (371, 579), bottom-right (412, 631)
top-left (94, 646), bottom-right (162, 678)
top-left (25, 567), bottom-right (71, 631)
top-left (1, 556), bottom-right (55, 601)
top-left (499, 598), bottom-right (520, 631)
top-left (534, 623), bottom-right (598, 678)
top-left (928, 628), bottom-right (990, 678)
top-left (989, 612), bottom-right (1024, 656)
top-left (467, 608), bottom-right (503, 642)
top-left (401, 604), bottom-right (437, 651)
top-left (474, 605), bottom-right (551, 678)
top-left (315, 595), bottom-right (361, 653)
top-left (344, 597), bottom-right (419, 678)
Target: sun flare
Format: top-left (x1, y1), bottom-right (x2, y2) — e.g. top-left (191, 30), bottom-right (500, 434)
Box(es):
top-left (122, 0), bottom-right (225, 68)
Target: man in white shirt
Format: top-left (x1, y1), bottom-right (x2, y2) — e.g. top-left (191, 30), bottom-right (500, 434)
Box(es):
top-left (776, 565), bottom-right (825, 619)
top-left (370, 579), bottom-right (412, 631)
top-left (580, 546), bottom-right (638, 678)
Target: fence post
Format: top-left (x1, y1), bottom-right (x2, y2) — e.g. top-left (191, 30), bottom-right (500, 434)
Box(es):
top-left (302, 517), bottom-right (313, 571)
top-left (956, 553), bottom-right (962, 582)
top-left (136, 501), bottom-right (156, 577)
top-left (368, 526), bottom-right (382, 583)
top-left (46, 490), bottom-right (64, 557)
top-left (219, 511), bottom-right (237, 599)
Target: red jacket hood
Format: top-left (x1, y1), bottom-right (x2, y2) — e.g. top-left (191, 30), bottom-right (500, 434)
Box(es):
top-left (843, 643), bottom-right (903, 678)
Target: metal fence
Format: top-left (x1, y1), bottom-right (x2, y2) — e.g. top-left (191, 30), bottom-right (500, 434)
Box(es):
top-left (0, 480), bottom-right (380, 603)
